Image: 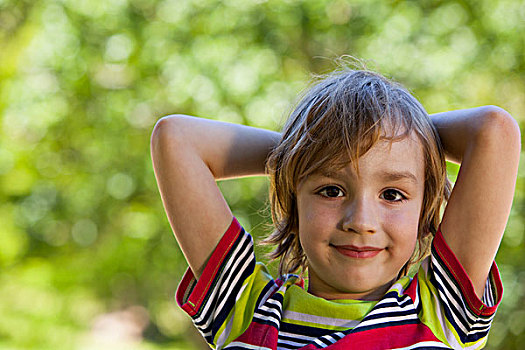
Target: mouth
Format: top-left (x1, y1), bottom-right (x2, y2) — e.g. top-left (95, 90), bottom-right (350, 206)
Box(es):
top-left (331, 244), bottom-right (384, 259)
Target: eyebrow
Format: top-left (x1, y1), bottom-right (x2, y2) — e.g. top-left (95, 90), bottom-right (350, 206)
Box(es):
top-left (316, 169), bottom-right (419, 184)
top-left (377, 170), bottom-right (419, 184)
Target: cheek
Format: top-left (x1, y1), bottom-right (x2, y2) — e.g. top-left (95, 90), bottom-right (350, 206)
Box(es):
top-left (297, 200), bottom-right (337, 243)
top-left (383, 211), bottom-right (419, 264)
top-left (298, 206), bottom-right (322, 237)
top-left (384, 208), bottom-right (420, 240)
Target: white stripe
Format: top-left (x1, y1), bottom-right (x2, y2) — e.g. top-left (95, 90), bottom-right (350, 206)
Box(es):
top-left (282, 310), bottom-right (360, 328)
top-left (258, 281), bottom-right (280, 309)
top-left (314, 338), bottom-right (327, 347)
top-left (276, 338), bottom-right (309, 348)
top-left (216, 312), bottom-right (236, 349)
top-left (226, 341), bottom-right (272, 350)
top-left (322, 334), bottom-right (338, 344)
top-left (375, 295), bottom-right (413, 308)
top-left (392, 341), bottom-right (450, 349)
top-left (357, 313), bottom-right (419, 329)
top-left (482, 278), bottom-right (494, 307)
top-left (258, 301), bottom-right (283, 319)
top-left (266, 297), bottom-right (283, 308)
top-left (413, 277), bottom-right (420, 309)
top-left (253, 314), bottom-right (280, 328)
top-left (331, 331), bottom-right (346, 342)
top-left (364, 302), bottom-right (414, 319)
top-left (277, 331), bottom-right (316, 344)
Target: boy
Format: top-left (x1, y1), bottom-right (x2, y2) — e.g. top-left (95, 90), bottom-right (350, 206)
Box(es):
top-left (151, 69), bottom-right (520, 349)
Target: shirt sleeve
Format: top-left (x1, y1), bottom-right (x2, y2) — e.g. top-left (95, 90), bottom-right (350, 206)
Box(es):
top-left (175, 217), bottom-right (272, 349)
top-left (417, 227), bottom-right (503, 348)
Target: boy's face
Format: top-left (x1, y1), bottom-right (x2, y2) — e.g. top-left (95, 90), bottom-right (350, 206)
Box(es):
top-left (296, 135), bottom-right (425, 300)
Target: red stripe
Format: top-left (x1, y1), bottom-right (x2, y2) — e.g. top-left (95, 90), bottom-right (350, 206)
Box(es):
top-left (300, 323), bottom-right (441, 349)
top-left (176, 217), bottom-right (242, 316)
top-left (433, 228), bottom-right (502, 316)
top-left (234, 321), bottom-right (279, 347)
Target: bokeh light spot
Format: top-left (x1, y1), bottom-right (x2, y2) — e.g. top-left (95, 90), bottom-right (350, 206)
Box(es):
top-left (71, 219), bottom-right (98, 246)
top-left (107, 173), bottom-right (136, 200)
top-left (105, 34), bottom-right (135, 62)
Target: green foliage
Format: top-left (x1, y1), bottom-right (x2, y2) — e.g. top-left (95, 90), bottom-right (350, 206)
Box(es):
top-left (0, 0), bottom-right (523, 348)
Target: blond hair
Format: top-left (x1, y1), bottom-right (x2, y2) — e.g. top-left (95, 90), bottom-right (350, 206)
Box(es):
top-left (264, 68), bottom-right (451, 277)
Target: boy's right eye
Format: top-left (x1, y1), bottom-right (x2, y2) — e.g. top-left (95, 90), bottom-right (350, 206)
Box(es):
top-left (318, 186), bottom-right (344, 198)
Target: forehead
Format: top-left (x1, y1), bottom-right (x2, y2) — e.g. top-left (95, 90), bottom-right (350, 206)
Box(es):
top-left (312, 134), bottom-right (425, 183)
top-left (362, 135), bottom-right (424, 178)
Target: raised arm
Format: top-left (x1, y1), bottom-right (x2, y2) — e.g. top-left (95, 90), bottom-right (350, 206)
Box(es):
top-left (430, 106), bottom-right (521, 298)
top-left (150, 115), bottom-right (280, 277)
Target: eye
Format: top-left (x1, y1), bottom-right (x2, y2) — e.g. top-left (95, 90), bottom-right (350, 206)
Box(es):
top-left (318, 186), bottom-right (344, 198)
top-left (381, 189), bottom-right (406, 202)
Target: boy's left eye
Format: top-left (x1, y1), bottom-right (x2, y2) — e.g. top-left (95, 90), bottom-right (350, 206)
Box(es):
top-left (381, 189), bottom-right (406, 202)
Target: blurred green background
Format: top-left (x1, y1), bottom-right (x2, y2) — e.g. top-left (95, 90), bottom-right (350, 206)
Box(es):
top-left (0, 0), bottom-right (523, 349)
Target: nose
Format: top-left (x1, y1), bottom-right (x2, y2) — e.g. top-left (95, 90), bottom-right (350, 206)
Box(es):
top-left (341, 195), bottom-right (377, 234)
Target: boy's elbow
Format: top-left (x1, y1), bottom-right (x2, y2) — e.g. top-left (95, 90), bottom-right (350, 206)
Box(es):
top-left (477, 106), bottom-right (521, 151)
top-left (151, 114), bottom-right (182, 142)
top-left (150, 114), bottom-right (189, 159)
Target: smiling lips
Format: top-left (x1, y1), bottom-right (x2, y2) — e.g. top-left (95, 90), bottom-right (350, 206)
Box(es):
top-left (333, 245), bottom-right (383, 259)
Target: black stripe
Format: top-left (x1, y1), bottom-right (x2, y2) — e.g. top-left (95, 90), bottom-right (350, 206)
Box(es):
top-left (280, 321), bottom-right (336, 338)
top-left (277, 342), bottom-right (309, 350)
top-left (251, 315), bottom-right (280, 329)
top-left (277, 335), bottom-right (314, 349)
top-left (278, 333), bottom-right (312, 343)
top-left (372, 297), bottom-right (414, 310)
top-left (255, 279), bottom-right (279, 308)
top-left (362, 309), bottom-right (418, 321)
top-left (415, 281), bottom-right (423, 315)
top-left (350, 318), bottom-right (420, 334)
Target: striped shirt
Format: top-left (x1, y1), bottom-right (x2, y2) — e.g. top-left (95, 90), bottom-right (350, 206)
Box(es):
top-left (176, 218), bottom-right (502, 349)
